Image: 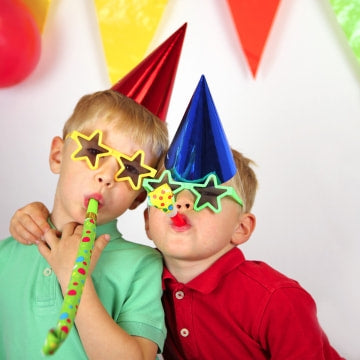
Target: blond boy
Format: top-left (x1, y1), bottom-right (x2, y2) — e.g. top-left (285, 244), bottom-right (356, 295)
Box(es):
top-left (1, 90), bottom-right (168, 359)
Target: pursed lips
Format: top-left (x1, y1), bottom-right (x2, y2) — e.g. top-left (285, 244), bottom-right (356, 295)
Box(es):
top-left (170, 214), bottom-right (191, 232)
top-left (84, 193), bottom-right (104, 209)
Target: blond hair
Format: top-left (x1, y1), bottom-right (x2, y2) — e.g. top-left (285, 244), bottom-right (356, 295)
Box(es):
top-left (62, 90), bottom-right (168, 171)
top-left (227, 149), bottom-right (258, 213)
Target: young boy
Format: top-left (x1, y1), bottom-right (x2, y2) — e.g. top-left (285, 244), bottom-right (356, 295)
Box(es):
top-left (142, 75), bottom-right (344, 359)
top-left (0, 89), bottom-right (167, 360)
top-left (1, 24), bottom-right (187, 360)
top-left (9, 76), bottom-right (344, 359)
top-left (145, 149), bottom-right (344, 359)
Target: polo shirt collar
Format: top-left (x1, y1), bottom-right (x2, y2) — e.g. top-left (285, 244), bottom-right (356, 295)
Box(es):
top-left (96, 219), bottom-right (121, 240)
top-left (47, 217), bottom-right (121, 242)
top-left (162, 247), bottom-right (245, 294)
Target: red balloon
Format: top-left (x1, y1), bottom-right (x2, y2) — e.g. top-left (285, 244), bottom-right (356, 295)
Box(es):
top-left (0, 0), bottom-right (42, 87)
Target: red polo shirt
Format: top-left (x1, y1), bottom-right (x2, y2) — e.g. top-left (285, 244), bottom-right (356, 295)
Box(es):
top-left (162, 247), bottom-right (343, 360)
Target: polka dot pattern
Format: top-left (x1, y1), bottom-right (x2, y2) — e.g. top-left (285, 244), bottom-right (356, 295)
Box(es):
top-left (148, 183), bottom-right (175, 213)
top-left (42, 211), bottom-right (97, 355)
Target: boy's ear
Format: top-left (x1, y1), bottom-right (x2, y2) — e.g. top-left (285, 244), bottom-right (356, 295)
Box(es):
top-left (49, 136), bottom-right (64, 174)
top-left (143, 208), bottom-right (151, 239)
top-left (129, 190), bottom-right (147, 210)
top-left (232, 213), bottom-right (256, 246)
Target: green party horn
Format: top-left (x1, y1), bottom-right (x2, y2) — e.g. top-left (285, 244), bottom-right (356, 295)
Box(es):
top-left (42, 198), bottom-right (98, 355)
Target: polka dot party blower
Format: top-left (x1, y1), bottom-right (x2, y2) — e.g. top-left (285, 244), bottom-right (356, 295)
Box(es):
top-left (42, 198), bottom-right (98, 355)
top-left (148, 183), bottom-right (186, 226)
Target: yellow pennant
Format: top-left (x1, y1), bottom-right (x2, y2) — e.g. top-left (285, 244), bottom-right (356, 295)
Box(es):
top-left (94, 0), bottom-right (169, 84)
top-left (22, 0), bottom-right (52, 33)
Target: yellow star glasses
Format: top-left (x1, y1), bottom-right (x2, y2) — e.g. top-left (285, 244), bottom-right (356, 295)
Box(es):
top-left (66, 129), bottom-right (157, 190)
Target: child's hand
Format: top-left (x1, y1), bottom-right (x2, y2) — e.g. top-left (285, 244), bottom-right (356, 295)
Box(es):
top-left (38, 222), bottom-right (110, 293)
top-left (9, 202), bottom-right (50, 245)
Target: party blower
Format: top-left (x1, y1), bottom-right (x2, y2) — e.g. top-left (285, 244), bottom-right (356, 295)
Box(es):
top-left (42, 198), bottom-right (98, 356)
top-left (148, 183), bottom-right (186, 226)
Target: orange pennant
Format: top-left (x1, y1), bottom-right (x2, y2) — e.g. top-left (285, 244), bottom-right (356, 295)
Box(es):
top-left (226, 0), bottom-right (281, 77)
top-left (22, 0), bottom-right (51, 33)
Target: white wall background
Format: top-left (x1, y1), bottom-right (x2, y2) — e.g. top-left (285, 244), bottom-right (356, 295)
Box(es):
top-left (0, 1), bottom-right (359, 358)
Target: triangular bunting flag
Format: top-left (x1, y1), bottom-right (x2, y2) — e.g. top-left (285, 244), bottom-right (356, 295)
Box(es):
top-left (22, 0), bottom-right (52, 33)
top-left (226, 0), bottom-right (281, 77)
top-left (94, 0), bottom-right (169, 84)
top-left (329, 0), bottom-right (360, 63)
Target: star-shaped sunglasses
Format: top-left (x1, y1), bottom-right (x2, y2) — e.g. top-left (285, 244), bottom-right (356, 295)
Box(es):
top-left (66, 129), bottom-right (157, 190)
top-left (143, 170), bottom-right (243, 213)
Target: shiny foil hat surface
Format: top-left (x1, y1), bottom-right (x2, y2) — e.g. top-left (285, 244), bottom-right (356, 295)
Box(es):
top-left (111, 23), bottom-right (187, 122)
top-left (165, 75), bottom-right (236, 183)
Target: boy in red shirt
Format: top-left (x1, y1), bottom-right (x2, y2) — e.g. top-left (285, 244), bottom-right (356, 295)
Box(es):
top-left (142, 75), bottom-right (344, 359)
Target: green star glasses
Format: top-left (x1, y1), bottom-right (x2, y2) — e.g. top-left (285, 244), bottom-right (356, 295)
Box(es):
top-left (143, 169), bottom-right (243, 213)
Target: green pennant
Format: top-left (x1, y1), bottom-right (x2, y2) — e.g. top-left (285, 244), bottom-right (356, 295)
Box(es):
top-left (330, 0), bottom-right (360, 61)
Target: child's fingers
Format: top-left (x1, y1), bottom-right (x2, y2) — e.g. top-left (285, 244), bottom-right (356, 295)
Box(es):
top-left (42, 228), bottom-right (60, 250)
top-left (94, 234), bottom-right (110, 252)
top-left (22, 215), bottom-right (47, 241)
top-left (37, 238), bottom-right (51, 258)
top-left (89, 234), bottom-right (110, 273)
top-left (33, 216), bottom-right (51, 236)
top-left (61, 222), bottom-right (81, 237)
top-left (9, 203), bottom-right (51, 244)
top-left (9, 219), bottom-right (40, 245)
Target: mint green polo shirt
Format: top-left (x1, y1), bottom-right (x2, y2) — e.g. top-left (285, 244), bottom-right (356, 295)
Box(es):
top-left (0, 219), bottom-right (166, 359)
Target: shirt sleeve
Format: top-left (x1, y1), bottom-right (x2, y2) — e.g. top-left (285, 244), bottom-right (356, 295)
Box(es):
top-left (258, 286), bottom-right (343, 360)
top-left (116, 250), bottom-right (167, 352)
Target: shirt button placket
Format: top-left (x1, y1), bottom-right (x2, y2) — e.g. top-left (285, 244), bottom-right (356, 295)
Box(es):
top-left (174, 287), bottom-right (193, 354)
top-left (175, 290), bottom-right (190, 338)
top-left (43, 267), bottom-right (52, 276)
top-left (175, 290), bottom-right (184, 300)
top-left (180, 328), bottom-right (189, 337)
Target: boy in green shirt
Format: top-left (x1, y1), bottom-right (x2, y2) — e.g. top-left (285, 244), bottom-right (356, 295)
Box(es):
top-left (1, 24), bottom-right (186, 360)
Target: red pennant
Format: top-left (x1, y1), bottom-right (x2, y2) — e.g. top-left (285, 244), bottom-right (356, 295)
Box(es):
top-left (226, 0), bottom-right (281, 77)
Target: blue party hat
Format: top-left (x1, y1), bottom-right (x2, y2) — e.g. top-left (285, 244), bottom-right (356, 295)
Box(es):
top-left (165, 75), bottom-right (236, 183)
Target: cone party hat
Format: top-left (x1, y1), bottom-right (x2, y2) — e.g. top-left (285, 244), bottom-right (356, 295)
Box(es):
top-left (165, 75), bottom-right (236, 183)
top-left (111, 23), bottom-right (187, 122)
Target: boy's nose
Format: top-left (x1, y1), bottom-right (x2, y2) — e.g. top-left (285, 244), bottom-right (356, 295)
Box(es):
top-left (96, 173), bottom-right (114, 187)
top-left (95, 157), bottom-right (118, 187)
top-left (175, 190), bottom-right (194, 212)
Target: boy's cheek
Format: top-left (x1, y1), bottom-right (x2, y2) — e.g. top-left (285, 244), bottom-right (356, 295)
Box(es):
top-left (143, 207), bottom-right (156, 239)
top-left (147, 209), bottom-right (164, 232)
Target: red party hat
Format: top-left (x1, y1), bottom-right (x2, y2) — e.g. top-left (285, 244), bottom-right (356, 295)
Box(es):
top-left (111, 23), bottom-right (187, 121)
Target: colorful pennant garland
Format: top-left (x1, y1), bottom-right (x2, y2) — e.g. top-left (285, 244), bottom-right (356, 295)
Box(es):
top-left (10, 1), bottom-right (360, 83)
top-left (329, 0), bottom-right (360, 62)
top-left (94, 0), bottom-right (168, 84)
top-left (226, 0), bottom-right (281, 77)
